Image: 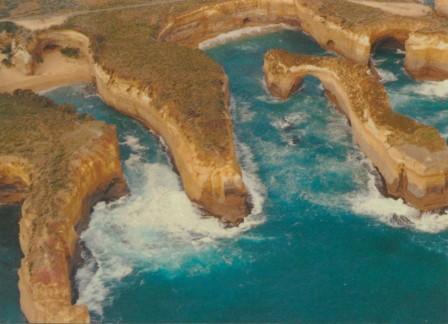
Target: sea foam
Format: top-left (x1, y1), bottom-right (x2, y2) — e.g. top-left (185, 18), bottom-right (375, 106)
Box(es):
top-left (76, 133), bottom-right (266, 316)
top-left (402, 80), bottom-right (448, 98)
top-left (199, 24), bottom-right (298, 50)
top-left (377, 68), bottom-right (398, 83)
top-left (348, 158), bottom-right (448, 234)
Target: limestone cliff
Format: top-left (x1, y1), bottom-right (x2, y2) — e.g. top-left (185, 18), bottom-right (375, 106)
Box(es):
top-left (94, 64), bottom-right (249, 224)
top-left (405, 32), bottom-right (448, 80)
top-left (292, 0), bottom-right (448, 80)
top-left (159, 0), bottom-right (448, 81)
top-left (0, 91), bottom-right (128, 323)
top-left (264, 49), bottom-right (448, 211)
top-left (158, 0), bottom-right (299, 46)
top-left (27, 27), bottom-right (250, 224)
top-left (436, 0), bottom-right (448, 17)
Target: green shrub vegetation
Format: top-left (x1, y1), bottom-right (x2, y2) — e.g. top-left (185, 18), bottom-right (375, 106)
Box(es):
top-left (0, 21), bottom-right (18, 34)
top-left (267, 50), bottom-right (446, 152)
top-left (60, 47), bottom-right (80, 58)
top-left (0, 90), bottom-right (102, 217)
top-left (63, 0), bottom-right (235, 160)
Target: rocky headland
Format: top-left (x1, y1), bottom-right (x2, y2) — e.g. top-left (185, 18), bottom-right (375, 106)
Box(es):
top-left (0, 90), bottom-right (128, 322)
top-left (0, 0), bottom-right (448, 322)
top-left (264, 49), bottom-right (448, 211)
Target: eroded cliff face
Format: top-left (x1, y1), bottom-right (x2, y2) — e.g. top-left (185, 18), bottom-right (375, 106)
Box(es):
top-left (264, 50), bottom-right (448, 211)
top-left (405, 32), bottom-right (448, 80)
top-left (17, 126), bottom-right (127, 323)
top-left (22, 28), bottom-right (250, 225)
top-left (0, 91), bottom-right (128, 323)
top-left (94, 64), bottom-right (249, 224)
top-left (159, 0), bottom-right (448, 81)
top-left (292, 0), bottom-right (448, 80)
top-left (158, 0), bottom-right (299, 46)
top-left (436, 0), bottom-right (448, 17)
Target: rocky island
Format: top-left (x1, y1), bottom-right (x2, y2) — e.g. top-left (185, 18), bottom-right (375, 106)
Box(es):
top-left (0, 0), bottom-right (447, 322)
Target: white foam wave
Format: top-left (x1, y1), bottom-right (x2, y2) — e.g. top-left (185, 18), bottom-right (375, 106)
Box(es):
top-left (256, 77), bottom-right (284, 104)
top-left (76, 136), bottom-right (266, 316)
top-left (122, 135), bottom-right (145, 152)
top-left (402, 80), bottom-right (448, 98)
top-left (348, 159), bottom-right (448, 234)
top-left (272, 111), bottom-right (308, 130)
top-left (199, 24), bottom-right (298, 50)
top-left (377, 68), bottom-right (398, 83)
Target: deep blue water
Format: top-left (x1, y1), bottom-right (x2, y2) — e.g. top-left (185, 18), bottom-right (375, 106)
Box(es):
top-left (1, 29), bottom-right (447, 323)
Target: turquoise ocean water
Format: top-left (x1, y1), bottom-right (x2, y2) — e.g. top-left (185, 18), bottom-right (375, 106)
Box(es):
top-left (1, 29), bottom-right (447, 322)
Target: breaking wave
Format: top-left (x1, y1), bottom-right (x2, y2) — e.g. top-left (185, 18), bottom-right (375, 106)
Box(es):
top-left (377, 68), bottom-right (398, 83)
top-left (199, 24), bottom-right (298, 50)
top-left (76, 134), bottom-right (266, 316)
top-left (348, 158), bottom-right (448, 234)
top-left (402, 80), bottom-right (448, 98)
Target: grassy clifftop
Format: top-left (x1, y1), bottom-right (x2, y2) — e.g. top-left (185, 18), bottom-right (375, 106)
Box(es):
top-left (266, 50), bottom-right (446, 152)
top-left (0, 90), bottom-right (107, 215)
top-left (63, 0), bottom-right (235, 158)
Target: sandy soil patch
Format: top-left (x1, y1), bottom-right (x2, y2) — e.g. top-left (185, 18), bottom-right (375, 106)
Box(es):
top-left (0, 51), bottom-right (92, 92)
top-left (13, 14), bottom-right (70, 31)
top-left (348, 0), bottom-right (432, 17)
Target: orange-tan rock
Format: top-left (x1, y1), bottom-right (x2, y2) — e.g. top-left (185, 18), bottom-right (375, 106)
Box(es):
top-left (2, 1), bottom-right (448, 321)
top-left (158, 0), bottom-right (299, 46)
top-left (3, 26), bottom-right (250, 225)
top-left (0, 91), bottom-right (128, 323)
top-left (291, 0), bottom-right (448, 80)
top-left (436, 0), bottom-right (448, 17)
top-left (264, 49), bottom-right (448, 211)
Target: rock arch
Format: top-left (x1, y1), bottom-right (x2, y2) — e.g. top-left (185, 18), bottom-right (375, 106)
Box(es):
top-left (264, 49), bottom-right (448, 211)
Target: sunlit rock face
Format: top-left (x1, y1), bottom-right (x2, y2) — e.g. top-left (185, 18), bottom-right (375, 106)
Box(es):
top-left (158, 0), bottom-right (299, 46)
top-left (93, 64), bottom-right (250, 225)
top-left (436, 0), bottom-right (448, 17)
top-left (264, 49), bottom-right (448, 212)
top-left (0, 91), bottom-right (128, 323)
top-left (291, 0), bottom-right (448, 80)
top-left (405, 32), bottom-right (448, 80)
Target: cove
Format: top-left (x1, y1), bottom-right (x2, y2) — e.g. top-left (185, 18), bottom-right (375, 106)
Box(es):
top-left (50, 29), bottom-right (448, 323)
top-left (1, 28), bottom-right (446, 322)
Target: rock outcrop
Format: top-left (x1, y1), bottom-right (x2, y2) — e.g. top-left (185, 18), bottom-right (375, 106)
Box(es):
top-left (28, 28), bottom-right (250, 225)
top-left (264, 49), bottom-right (448, 211)
top-left (436, 0), bottom-right (448, 17)
top-left (291, 0), bottom-right (448, 80)
top-left (0, 91), bottom-right (128, 323)
top-left (94, 63), bottom-right (249, 224)
top-left (2, 1), bottom-right (448, 321)
top-left (158, 0), bottom-right (299, 46)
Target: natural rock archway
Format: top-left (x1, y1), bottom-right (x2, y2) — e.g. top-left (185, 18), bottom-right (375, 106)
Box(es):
top-left (264, 49), bottom-right (448, 211)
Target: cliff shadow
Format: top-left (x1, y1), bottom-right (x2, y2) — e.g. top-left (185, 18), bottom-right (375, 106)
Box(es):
top-left (0, 205), bottom-right (25, 323)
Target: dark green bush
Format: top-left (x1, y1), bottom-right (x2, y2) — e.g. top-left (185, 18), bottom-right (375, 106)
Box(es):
top-left (60, 47), bottom-right (80, 58)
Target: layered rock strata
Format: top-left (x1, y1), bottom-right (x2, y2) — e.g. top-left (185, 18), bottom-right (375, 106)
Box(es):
top-left (159, 0), bottom-right (448, 80)
top-left (292, 0), bottom-right (448, 80)
top-left (264, 49), bottom-right (448, 211)
top-left (28, 27), bottom-right (250, 225)
top-left (158, 0), bottom-right (299, 46)
top-left (0, 91), bottom-right (128, 323)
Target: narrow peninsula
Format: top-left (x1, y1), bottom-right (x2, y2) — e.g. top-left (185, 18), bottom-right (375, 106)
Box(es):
top-left (0, 0), bottom-right (447, 322)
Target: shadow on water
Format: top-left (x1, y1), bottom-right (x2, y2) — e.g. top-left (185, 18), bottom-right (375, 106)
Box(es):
top-left (0, 205), bottom-right (25, 322)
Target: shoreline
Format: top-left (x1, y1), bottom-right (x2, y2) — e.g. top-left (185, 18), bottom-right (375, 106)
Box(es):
top-left (1, 1), bottom-right (448, 321)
